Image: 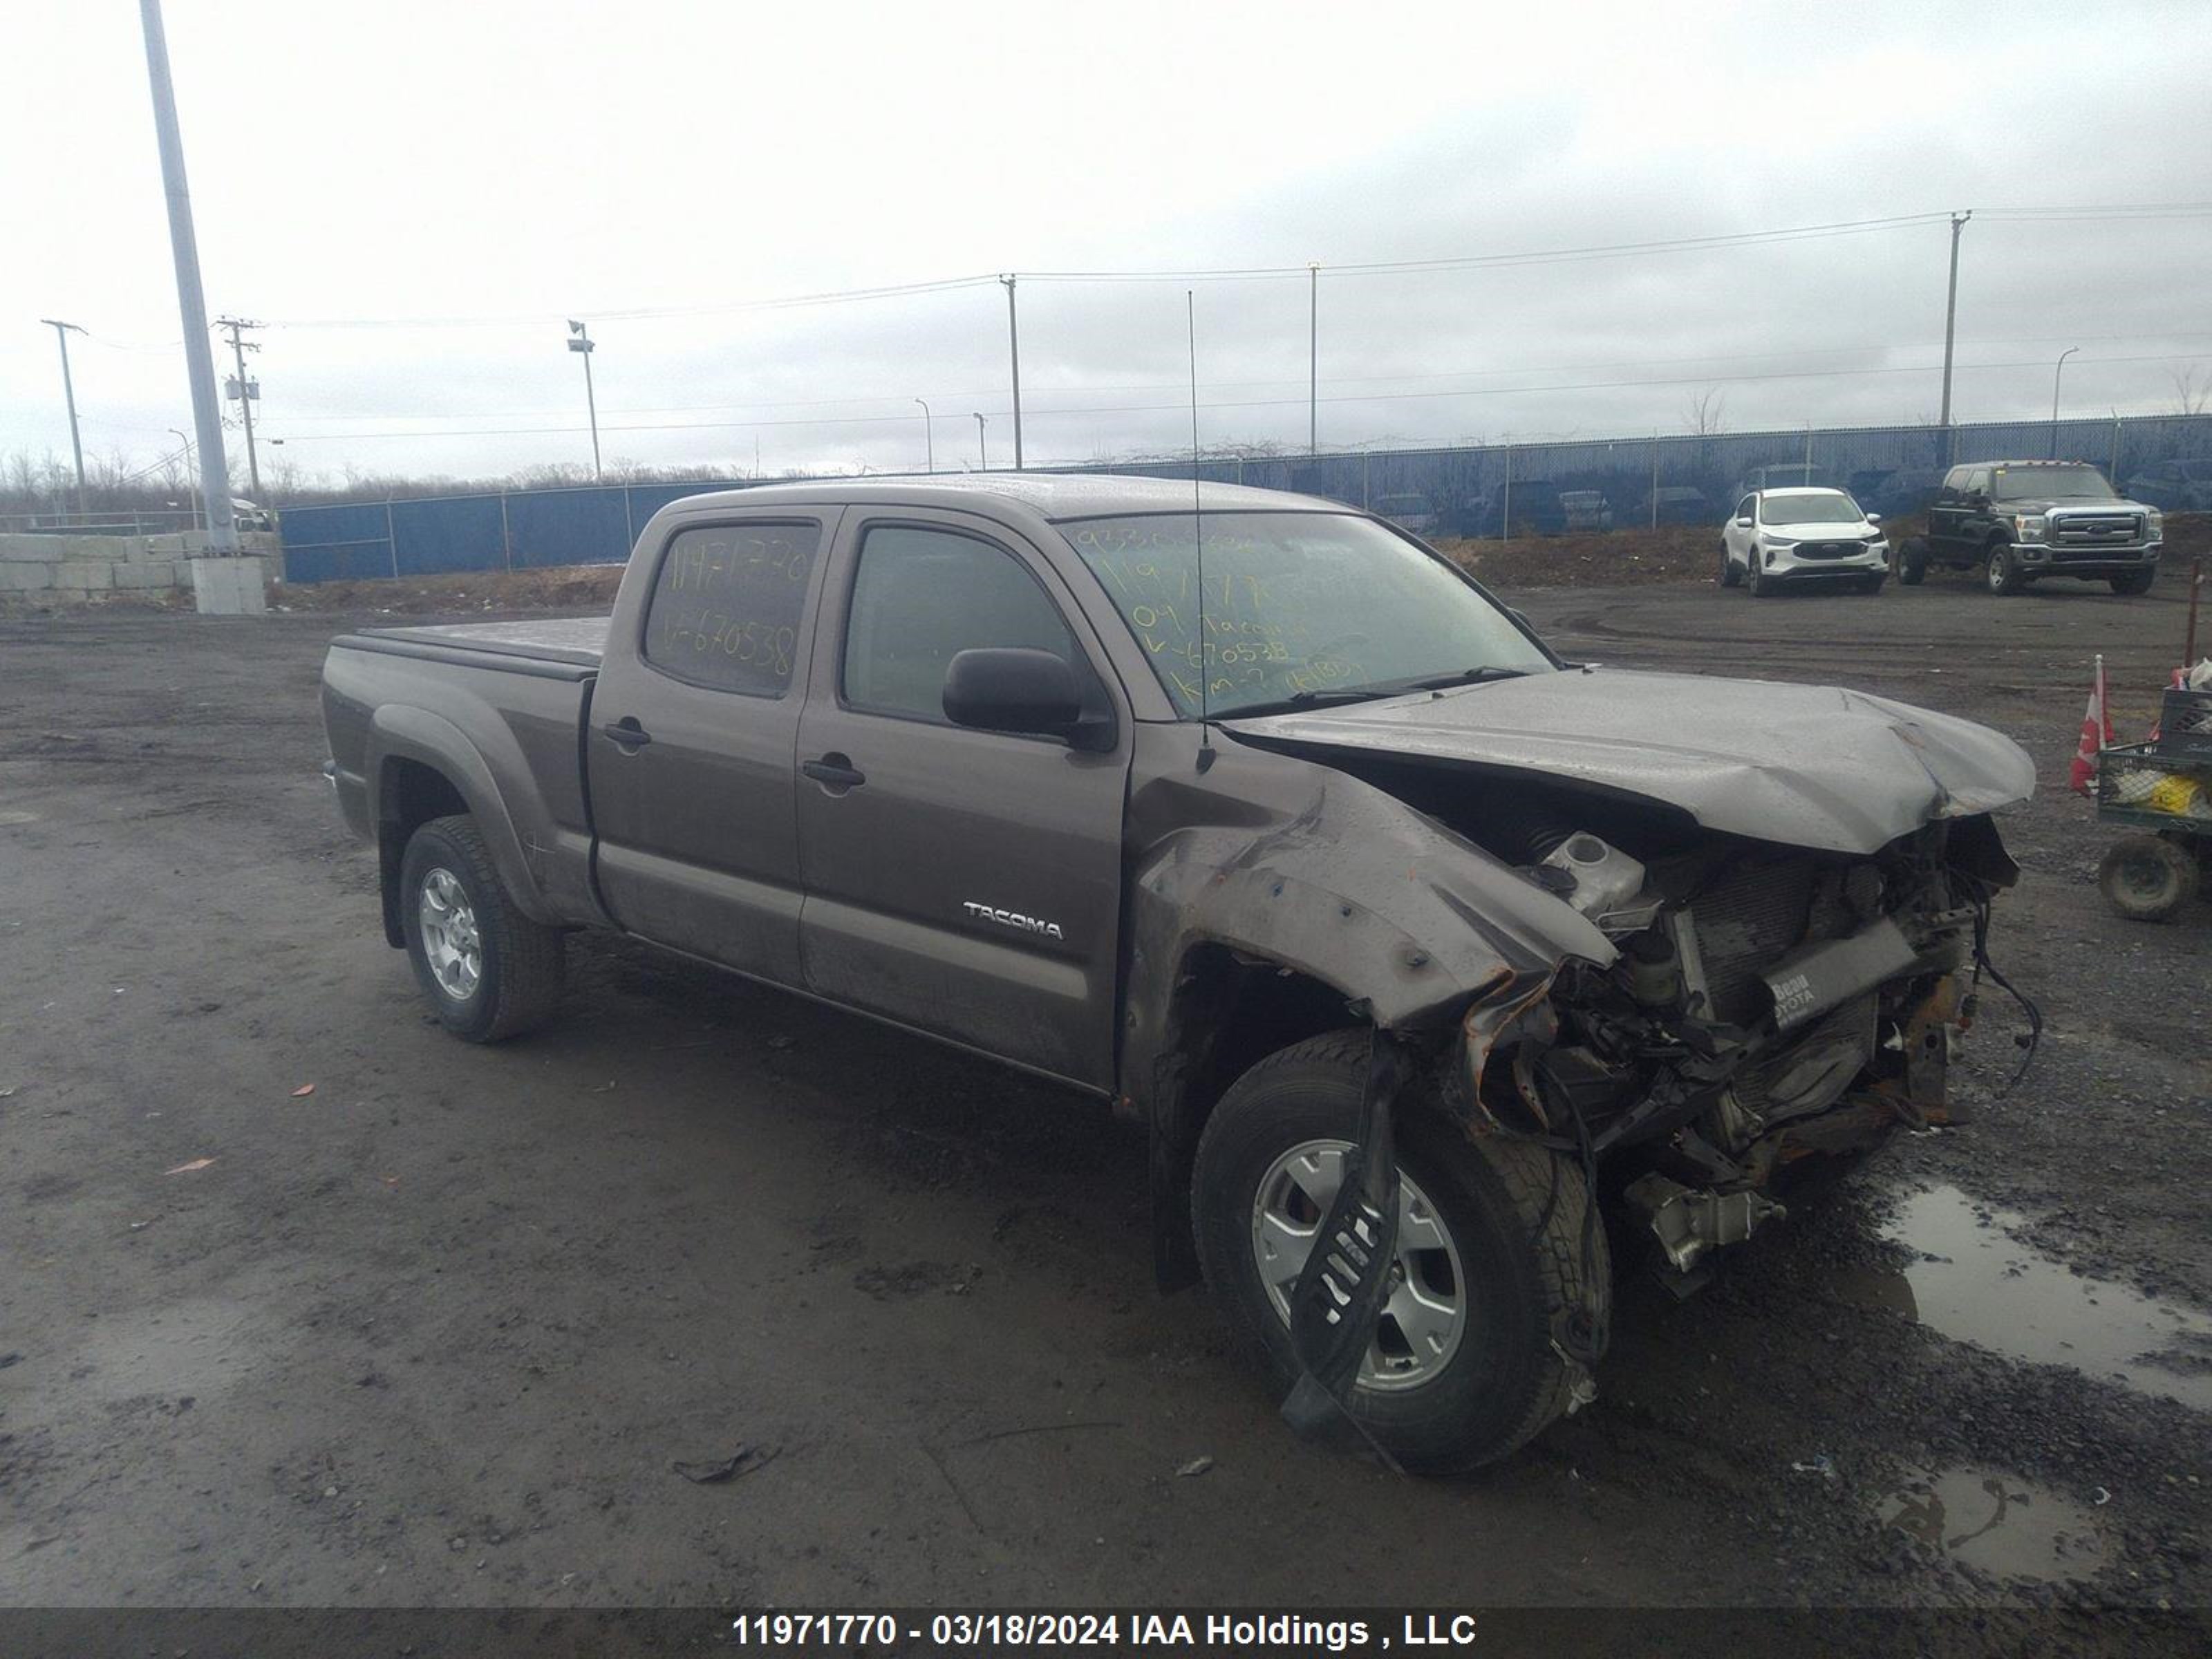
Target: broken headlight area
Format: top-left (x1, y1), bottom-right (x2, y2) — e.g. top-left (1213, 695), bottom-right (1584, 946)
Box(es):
top-left (1458, 814), bottom-right (2025, 1281)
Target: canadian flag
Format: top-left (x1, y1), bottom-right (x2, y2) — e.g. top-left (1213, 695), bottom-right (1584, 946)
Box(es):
top-left (2068, 654), bottom-right (2116, 795)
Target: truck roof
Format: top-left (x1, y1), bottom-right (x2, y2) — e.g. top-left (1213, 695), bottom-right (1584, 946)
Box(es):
top-left (657, 471), bottom-right (1342, 522)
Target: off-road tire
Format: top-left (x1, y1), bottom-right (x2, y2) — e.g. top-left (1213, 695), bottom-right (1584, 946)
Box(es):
top-left (1718, 543), bottom-right (1742, 588)
top-left (1986, 543), bottom-right (2026, 596)
top-left (2098, 834), bottom-right (2200, 923)
top-left (1192, 1031), bottom-right (1609, 1472)
top-left (1896, 537), bottom-right (1928, 585)
top-left (400, 815), bottom-right (566, 1041)
top-left (2109, 569), bottom-right (2156, 597)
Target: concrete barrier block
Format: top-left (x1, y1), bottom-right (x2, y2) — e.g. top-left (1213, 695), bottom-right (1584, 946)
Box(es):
top-left (112, 562), bottom-right (180, 590)
top-left (0, 563), bottom-right (57, 591)
top-left (189, 556), bottom-right (268, 615)
top-left (55, 561), bottom-right (115, 591)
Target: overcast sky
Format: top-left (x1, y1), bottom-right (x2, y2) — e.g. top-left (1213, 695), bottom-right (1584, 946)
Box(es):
top-left (6, 0), bottom-right (2211, 492)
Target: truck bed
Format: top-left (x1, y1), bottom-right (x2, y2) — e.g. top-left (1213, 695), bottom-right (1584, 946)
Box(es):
top-left (340, 616), bottom-right (609, 673)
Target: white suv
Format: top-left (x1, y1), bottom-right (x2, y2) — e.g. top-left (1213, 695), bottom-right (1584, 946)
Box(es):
top-left (1719, 487), bottom-right (1887, 597)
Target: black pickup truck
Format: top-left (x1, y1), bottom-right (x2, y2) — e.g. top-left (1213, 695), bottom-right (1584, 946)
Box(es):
top-left (1897, 460), bottom-right (2163, 594)
top-left (321, 474), bottom-right (2034, 1468)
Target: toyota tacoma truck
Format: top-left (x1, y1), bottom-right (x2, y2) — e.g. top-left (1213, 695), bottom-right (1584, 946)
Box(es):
top-left (1897, 460), bottom-right (2164, 594)
top-left (321, 475), bottom-right (2035, 1470)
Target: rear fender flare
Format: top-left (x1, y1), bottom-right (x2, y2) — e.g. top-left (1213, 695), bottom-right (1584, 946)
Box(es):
top-left (366, 705), bottom-right (556, 940)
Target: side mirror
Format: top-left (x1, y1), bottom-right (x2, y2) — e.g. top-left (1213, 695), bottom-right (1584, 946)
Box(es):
top-left (944, 648), bottom-right (1110, 751)
top-left (1735, 513), bottom-right (1754, 527)
top-left (1866, 512), bottom-right (1883, 524)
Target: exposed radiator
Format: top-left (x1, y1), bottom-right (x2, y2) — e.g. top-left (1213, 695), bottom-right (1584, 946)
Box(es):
top-left (1691, 857), bottom-right (1816, 1025)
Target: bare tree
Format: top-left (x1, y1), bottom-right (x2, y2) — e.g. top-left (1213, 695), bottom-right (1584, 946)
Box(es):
top-left (2170, 366), bottom-right (2210, 418)
top-left (1683, 388), bottom-right (1727, 435)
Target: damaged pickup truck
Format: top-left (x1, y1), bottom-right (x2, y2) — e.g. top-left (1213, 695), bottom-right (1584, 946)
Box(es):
top-left (320, 475), bottom-right (2036, 1470)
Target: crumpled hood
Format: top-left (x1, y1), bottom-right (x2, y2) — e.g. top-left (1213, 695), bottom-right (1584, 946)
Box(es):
top-left (1224, 667), bottom-right (2036, 856)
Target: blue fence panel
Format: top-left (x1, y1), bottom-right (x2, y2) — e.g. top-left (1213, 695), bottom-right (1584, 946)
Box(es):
top-left (623, 480), bottom-right (749, 537)
top-left (391, 494), bottom-right (505, 577)
top-left (503, 487), bottom-right (634, 570)
top-left (276, 415), bottom-right (2212, 583)
top-left (275, 500), bottom-right (395, 584)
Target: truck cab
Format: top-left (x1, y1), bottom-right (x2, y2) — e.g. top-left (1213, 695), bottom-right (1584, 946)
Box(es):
top-left (1906, 460), bottom-right (2163, 595)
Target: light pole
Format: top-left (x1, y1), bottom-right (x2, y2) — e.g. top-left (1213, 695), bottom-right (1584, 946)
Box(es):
top-left (998, 276), bottom-right (1024, 469)
top-left (40, 319), bottom-right (88, 513)
top-left (168, 426), bottom-right (198, 531)
top-left (1308, 263), bottom-right (1319, 456)
top-left (2051, 346), bottom-right (2079, 458)
top-left (567, 320), bottom-right (601, 482)
top-left (915, 397), bottom-right (934, 473)
top-left (973, 411), bottom-right (988, 472)
top-left (137, 0), bottom-right (236, 554)
top-left (1937, 209), bottom-right (1971, 461)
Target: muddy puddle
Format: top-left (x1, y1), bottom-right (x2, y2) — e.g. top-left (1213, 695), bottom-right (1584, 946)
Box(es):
top-left (1835, 1185), bottom-right (2212, 1412)
top-left (1877, 1464), bottom-right (2109, 1584)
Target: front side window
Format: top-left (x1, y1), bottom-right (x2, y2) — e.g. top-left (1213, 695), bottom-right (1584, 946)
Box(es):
top-left (842, 525), bottom-right (1077, 723)
top-left (641, 521), bottom-right (818, 695)
top-left (1065, 511), bottom-right (1552, 720)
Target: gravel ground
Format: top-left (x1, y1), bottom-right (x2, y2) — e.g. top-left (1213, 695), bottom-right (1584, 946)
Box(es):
top-left (0, 568), bottom-right (2207, 1653)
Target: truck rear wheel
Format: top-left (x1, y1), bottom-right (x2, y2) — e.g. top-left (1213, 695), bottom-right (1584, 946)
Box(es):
top-left (2098, 834), bottom-right (2200, 922)
top-left (400, 815), bottom-right (566, 1041)
top-left (1191, 1032), bottom-right (1608, 1472)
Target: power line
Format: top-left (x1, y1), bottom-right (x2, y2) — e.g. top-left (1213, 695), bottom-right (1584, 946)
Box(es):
top-left (246, 204), bottom-right (2212, 332)
top-left (264, 329), bottom-right (2212, 427)
top-left (270, 348), bottom-right (2212, 443)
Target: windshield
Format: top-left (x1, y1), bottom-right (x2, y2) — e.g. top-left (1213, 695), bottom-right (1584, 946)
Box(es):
top-left (1063, 511), bottom-right (1553, 719)
top-left (1759, 490), bottom-right (1862, 527)
top-left (1995, 465), bottom-right (2116, 501)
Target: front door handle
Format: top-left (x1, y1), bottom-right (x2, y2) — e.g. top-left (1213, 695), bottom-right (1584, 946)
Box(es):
top-left (802, 753), bottom-right (865, 790)
top-left (603, 718), bottom-right (652, 751)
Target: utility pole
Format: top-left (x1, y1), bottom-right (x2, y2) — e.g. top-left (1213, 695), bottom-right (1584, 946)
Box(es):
top-left (999, 274), bottom-right (1023, 469)
top-left (973, 411), bottom-right (988, 473)
top-left (216, 315), bottom-right (262, 496)
top-left (39, 319), bottom-right (89, 514)
top-left (135, 0), bottom-right (236, 552)
top-left (1937, 210), bottom-right (1971, 458)
top-left (1308, 263), bottom-right (1319, 456)
top-left (567, 321), bottom-right (601, 482)
top-left (915, 397), bottom-right (934, 473)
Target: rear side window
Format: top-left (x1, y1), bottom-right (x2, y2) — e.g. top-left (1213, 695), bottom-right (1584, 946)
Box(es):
top-left (642, 521), bottom-right (820, 696)
top-left (842, 525), bottom-right (1076, 723)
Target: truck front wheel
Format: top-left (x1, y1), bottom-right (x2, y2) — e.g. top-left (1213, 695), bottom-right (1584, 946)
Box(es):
top-left (1191, 1032), bottom-right (1609, 1471)
top-left (1895, 537), bottom-right (1928, 585)
top-left (1986, 543), bottom-right (2027, 595)
top-left (2110, 568), bottom-right (2156, 596)
top-left (399, 815), bottom-right (565, 1041)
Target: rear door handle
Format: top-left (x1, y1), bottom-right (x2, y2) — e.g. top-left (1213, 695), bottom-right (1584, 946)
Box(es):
top-left (603, 718), bottom-right (652, 751)
top-left (802, 753), bottom-right (865, 790)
